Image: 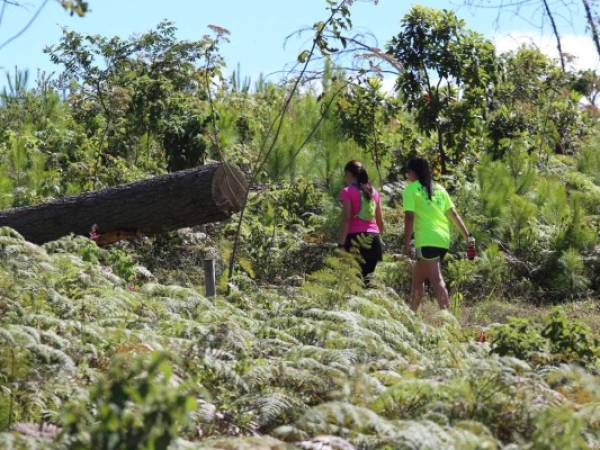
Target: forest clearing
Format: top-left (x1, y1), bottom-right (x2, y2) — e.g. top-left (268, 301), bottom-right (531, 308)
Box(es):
top-left (1, 0), bottom-right (600, 449)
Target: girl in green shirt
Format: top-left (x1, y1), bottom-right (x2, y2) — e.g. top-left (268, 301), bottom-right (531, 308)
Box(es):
top-left (403, 157), bottom-right (474, 311)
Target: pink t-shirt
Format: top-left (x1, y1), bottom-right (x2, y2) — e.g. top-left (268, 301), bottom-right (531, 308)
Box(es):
top-left (339, 185), bottom-right (381, 234)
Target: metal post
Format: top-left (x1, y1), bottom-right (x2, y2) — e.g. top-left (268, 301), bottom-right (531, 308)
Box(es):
top-left (203, 258), bottom-right (216, 297)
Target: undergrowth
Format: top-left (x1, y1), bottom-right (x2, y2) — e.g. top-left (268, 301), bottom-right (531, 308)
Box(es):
top-left (0, 227), bottom-right (599, 449)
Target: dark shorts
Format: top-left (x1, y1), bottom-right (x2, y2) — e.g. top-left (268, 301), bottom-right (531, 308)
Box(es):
top-left (416, 246), bottom-right (448, 261)
top-left (344, 232), bottom-right (383, 278)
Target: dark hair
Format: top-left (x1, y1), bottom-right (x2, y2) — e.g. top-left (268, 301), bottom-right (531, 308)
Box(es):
top-left (407, 156), bottom-right (433, 200)
top-left (344, 160), bottom-right (373, 200)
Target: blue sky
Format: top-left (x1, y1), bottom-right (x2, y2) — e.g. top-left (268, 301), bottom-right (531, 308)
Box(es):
top-left (0, 0), bottom-right (595, 89)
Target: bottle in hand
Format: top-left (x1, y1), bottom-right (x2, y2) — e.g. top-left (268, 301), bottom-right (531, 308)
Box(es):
top-left (467, 237), bottom-right (476, 260)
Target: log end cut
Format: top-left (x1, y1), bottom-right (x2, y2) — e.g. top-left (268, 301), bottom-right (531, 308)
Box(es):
top-left (211, 163), bottom-right (248, 214)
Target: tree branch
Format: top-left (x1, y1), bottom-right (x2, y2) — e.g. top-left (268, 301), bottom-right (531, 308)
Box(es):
top-left (226, 0), bottom-right (353, 285)
top-left (0, 0), bottom-right (50, 52)
top-left (0, 1), bottom-right (8, 29)
top-left (542, 0), bottom-right (566, 71)
top-left (582, 0), bottom-right (600, 59)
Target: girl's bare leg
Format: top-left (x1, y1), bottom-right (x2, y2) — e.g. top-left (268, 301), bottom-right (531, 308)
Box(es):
top-left (426, 260), bottom-right (450, 309)
top-left (410, 260), bottom-right (426, 311)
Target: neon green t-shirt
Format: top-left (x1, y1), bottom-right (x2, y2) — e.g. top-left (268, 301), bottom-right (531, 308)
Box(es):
top-left (403, 181), bottom-right (455, 249)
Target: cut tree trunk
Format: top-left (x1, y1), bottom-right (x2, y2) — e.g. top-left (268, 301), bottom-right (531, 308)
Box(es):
top-left (0, 162), bottom-right (247, 245)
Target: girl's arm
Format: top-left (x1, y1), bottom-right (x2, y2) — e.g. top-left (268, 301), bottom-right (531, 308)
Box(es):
top-left (338, 200), bottom-right (352, 246)
top-left (403, 212), bottom-right (415, 256)
top-left (375, 201), bottom-right (385, 234)
top-left (447, 208), bottom-right (471, 241)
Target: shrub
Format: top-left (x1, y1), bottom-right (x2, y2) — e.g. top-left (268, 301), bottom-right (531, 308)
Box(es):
top-left (62, 353), bottom-right (196, 450)
top-left (446, 245), bottom-right (509, 300)
top-left (531, 406), bottom-right (588, 450)
top-left (102, 247), bottom-right (137, 282)
top-left (490, 309), bottom-right (600, 366)
top-left (541, 308), bottom-right (599, 363)
top-left (225, 181), bottom-right (337, 283)
top-left (490, 317), bottom-right (547, 359)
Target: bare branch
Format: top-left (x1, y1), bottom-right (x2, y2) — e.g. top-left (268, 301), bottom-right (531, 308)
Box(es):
top-left (0, 0), bottom-right (50, 52)
top-left (582, 0), bottom-right (600, 59)
top-left (227, 0), bottom-right (357, 284)
top-left (542, 0), bottom-right (566, 71)
top-left (0, 1), bottom-right (8, 29)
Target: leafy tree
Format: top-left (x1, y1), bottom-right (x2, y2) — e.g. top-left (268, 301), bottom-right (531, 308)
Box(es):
top-left (572, 69), bottom-right (600, 109)
top-left (162, 105), bottom-right (209, 172)
top-left (46, 21), bottom-right (224, 179)
top-left (491, 47), bottom-right (586, 157)
top-left (387, 6), bottom-right (497, 172)
top-left (337, 77), bottom-right (395, 184)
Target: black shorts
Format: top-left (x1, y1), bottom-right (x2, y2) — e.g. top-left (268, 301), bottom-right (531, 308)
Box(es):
top-left (416, 246), bottom-right (448, 261)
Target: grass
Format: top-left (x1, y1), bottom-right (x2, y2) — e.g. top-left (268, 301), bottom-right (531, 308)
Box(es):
top-left (417, 295), bottom-right (600, 333)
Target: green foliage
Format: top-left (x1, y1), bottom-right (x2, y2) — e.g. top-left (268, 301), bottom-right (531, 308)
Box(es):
top-left (531, 406), bottom-right (589, 450)
top-left (2, 8), bottom-right (600, 448)
top-left (62, 353), bottom-right (196, 450)
top-left (541, 308), bottom-right (599, 362)
top-left (464, 144), bottom-right (599, 300)
top-left (261, 66), bottom-right (365, 187)
top-left (44, 235), bottom-right (137, 282)
top-left (102, 247), bottom-right (137, 282)
top-left (493, 46), bottom-right (586, 158)
top-left (225, 180), bottom-right (334, 282)
top-left (577, 138), bottom-right (600, 184)
top-left (305, 250), bottom-right (364, 304)
top-left (0, 230), bottom-right (599, 448)
top-left (490, 317), bottom-right (547, 360)
top-left (162, 106), bottom-right (209, 172)
top-left (0, 130), bottom-right (61, 207)
top-left (491, 308), bottom-right (599, 365)
top-left (59, 0), bottom-right (89, 17)
top-left (45, 21), bottom-right (225, 183)
top-left (337, 77), bottom-right (393, 182)
top-left (387, 5), bottom-right (497, 172)
top-left (555, 248), bottom-right (590, 294)
top-left (262, 178), bottom-right (326, 224)
top-left (446, 244), bottom-right (509, 299)
top-left (2, 4), bottom-right (599, 301)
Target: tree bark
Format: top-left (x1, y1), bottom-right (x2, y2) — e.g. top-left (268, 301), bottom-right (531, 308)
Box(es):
top-left (437, 127), bottom-right (448, 174)
top-left (0, 162), bottom-right (247, 244)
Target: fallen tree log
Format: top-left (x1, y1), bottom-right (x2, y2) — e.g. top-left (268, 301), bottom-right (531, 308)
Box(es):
top-left (0, 162), bottom-right (247, 244)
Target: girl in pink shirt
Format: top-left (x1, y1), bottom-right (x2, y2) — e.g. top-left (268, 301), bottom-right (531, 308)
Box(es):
top-left (338, 160), bottom-right (385, 281)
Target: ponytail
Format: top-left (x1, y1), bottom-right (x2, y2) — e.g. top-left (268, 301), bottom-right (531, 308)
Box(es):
top-left (357, 167), bottom-right (373, 200)
top-left (344, 160), bottom-right (373, 199)
top-left (407, 156), bottom-right (433, 200)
